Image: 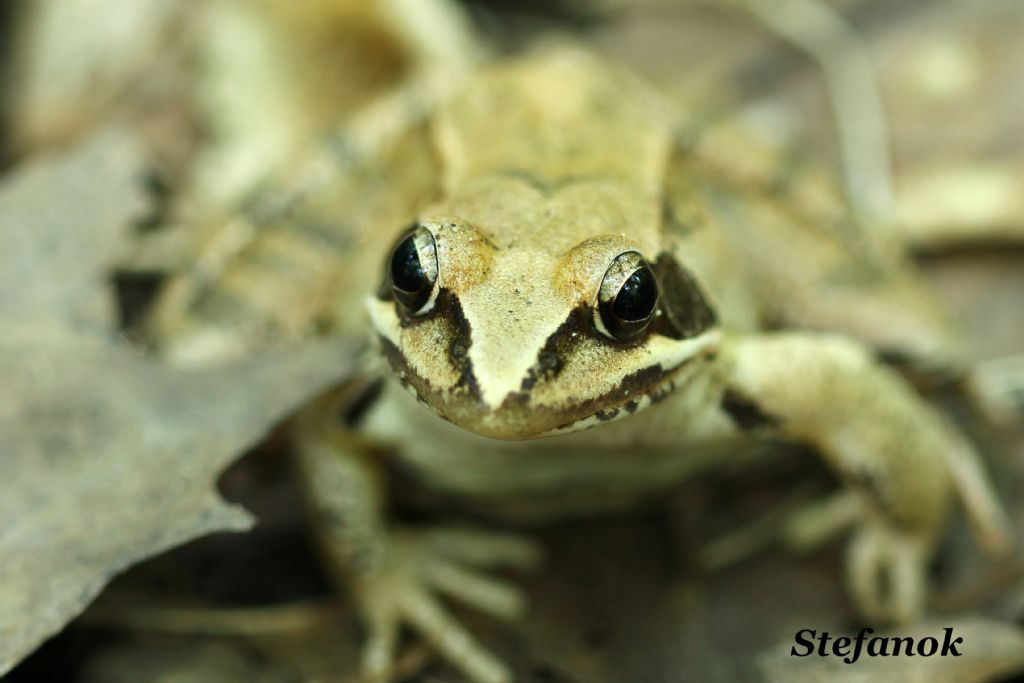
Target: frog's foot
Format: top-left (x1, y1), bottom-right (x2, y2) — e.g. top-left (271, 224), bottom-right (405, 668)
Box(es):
top-left (356, 525), bottom-right (542, 683)
top-left (785, 494), bottom-right (931, 624)
top-left (845, 520), bottom-right (930, 625)
top-left (696, 490), bottom-right (862, 571)
top-left (968, 353), bottom-right (1024, 426)
top-left (698, 491), bottom-right (930, 623)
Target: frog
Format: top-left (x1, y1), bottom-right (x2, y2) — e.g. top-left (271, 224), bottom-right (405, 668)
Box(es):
top-left (147, 45), bottom-right (1013, 683)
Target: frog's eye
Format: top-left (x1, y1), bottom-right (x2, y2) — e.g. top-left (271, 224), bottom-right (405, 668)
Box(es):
top-left (389, 225), bottom-right (439, 314)
top-left (596, 251), bottom-right (659, 342)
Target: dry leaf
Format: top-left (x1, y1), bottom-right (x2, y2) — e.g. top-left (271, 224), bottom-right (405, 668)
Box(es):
top-left (0, 130), bottom-right (360, 674)
top-left (0, 331), bottom-right (356, 676)
top-left (0, 129), bottom-right (149, 331)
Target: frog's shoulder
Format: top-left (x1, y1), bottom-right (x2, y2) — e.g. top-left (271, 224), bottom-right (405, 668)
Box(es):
top-left (147, 93), bottom-right (442, 363)
top-left (664, 115), bottom-right (960, 366)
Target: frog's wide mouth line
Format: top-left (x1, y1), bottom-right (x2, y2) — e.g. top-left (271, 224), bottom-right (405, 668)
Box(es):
top-left (539, 343), bottom-right (713, 438)
top-left (378, 328), bottom-right (719, 440)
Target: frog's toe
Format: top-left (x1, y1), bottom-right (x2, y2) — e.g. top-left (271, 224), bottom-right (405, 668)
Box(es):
top-left (425, 557), bottom-right (528, 619)
top-left (846, 522), bottom-right (929, 624)
top-left (360, 577), bottom-right (512, 683)
top-left (422, 525), bottom-right (544, 571)
top-left (697, 490), bottom-right (862, 570)
top-left (356, 527), bottom-right (529, 683)
top-left (401, 582), bottom-right (513, 683)
top-left (362, 608), bottom-right (399, 682)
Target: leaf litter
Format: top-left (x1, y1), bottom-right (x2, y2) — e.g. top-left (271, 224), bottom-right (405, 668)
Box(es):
top-left (0, 129), bottom-right (359, 676)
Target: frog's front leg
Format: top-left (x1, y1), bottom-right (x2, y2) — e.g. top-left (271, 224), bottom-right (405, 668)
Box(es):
top-left (290, 384), bottom-right (540, 683)
top-left (721, 332), bottom-right (1011, 623)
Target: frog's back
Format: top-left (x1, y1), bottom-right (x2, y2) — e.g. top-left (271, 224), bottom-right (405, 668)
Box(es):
top-left (434, 46), bottom-right (672, 195)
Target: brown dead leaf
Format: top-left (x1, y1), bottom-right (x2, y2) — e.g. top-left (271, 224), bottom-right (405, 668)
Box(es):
top-left (0, 331), bottom-right (356, 676)
top-left (0, 129), bottom-right (149, 331)
top-left (0, 130), bottom-right (360, 674)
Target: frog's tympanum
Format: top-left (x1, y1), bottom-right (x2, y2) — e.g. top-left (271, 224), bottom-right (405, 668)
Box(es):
top-left (150, 47), bottom-right (1010, 683)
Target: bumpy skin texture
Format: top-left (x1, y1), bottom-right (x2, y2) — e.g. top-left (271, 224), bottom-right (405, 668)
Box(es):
top-left (152, 47), bottom-right (1009, 683)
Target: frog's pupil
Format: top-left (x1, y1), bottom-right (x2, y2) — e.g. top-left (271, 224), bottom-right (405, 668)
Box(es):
top-left (613, 267), bottom-right (656, 321)
top-left (391, 236), bottom-right (424, 292)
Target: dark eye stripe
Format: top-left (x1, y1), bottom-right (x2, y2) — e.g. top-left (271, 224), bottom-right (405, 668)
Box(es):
top-left (649, 252), bottom-right (716, 339)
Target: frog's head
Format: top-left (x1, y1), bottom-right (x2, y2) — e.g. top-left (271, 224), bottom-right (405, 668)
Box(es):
top-left (367, 218), bottom-right (719, 440)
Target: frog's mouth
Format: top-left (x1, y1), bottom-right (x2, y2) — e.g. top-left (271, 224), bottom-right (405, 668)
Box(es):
top-left (534, 346), bottom-right (712, 438)
top-left (378, 329), bottom-right (719, 440)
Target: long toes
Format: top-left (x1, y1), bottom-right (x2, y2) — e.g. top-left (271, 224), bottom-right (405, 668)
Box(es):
top-left (425, 558), bottom-right (527, 620)
top-left (361, 610), bottom-right (399, 683)
top-left (848, 529), bottom-right (887, 622)
top-left (424, 526), bottom-right (543, 571)
top-left (887, 542), bottom-right (926, 623)
top-left (402, 587), bottom-right (513, 683)
top-left (847, 527), bottom-right (926, 624)
top-left (781, 491), bottom-right (862, 552)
